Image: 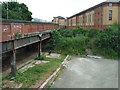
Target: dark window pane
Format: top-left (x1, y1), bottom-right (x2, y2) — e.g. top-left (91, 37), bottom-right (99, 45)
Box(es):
top-left (109, 10), bottom-right (112, 21)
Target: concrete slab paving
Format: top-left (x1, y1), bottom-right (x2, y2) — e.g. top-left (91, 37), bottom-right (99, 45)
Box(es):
top-left (51, 56), bottom-right (118, 88)
top-left (44, 52), bottom-right (61, 59)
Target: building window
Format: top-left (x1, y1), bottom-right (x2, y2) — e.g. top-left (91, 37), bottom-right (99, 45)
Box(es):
top-left (90, 15), bottom-right (91, 23)
top-left (87, 15), bottom-right (88, 23)
top-left (69, 19), bottom-right (71, 26)
top-left (93, 14), bottom-right (94, 24)
top-left (81, 17), bottom-right (83, 25)
top-left (72, 17), bottom-right (76, 26)
top-left (59, 19), bottom-right (61, 24)
top-left (109, 3), bottom-right (112, 7)
top-left (109, 10), bottom-right (112, 21)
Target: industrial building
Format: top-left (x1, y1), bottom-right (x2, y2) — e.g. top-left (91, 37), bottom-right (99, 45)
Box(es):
top-left (67, 0), bottom-right (120, 30)
top-left (52, 16), bottom-right (67, 27)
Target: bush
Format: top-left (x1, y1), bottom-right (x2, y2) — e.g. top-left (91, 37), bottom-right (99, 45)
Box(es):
top-left (54, 36), bottom-right (87, 55)
top-left (48, 29), bottom-right (62, 50)
top-left (87, 28), bottom-right (99, 38)
top-left (93, 22), bottom-right (119, 59)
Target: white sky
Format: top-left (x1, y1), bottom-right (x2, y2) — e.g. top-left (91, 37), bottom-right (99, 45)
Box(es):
top-left (1, 0), bottom-right (106, 21)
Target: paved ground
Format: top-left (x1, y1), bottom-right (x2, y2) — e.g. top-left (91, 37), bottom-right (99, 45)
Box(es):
top-left (51, 56), bottom-right (118, 88)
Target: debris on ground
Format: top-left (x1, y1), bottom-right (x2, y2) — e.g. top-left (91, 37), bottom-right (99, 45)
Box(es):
top-left (87, 55), bottom-right (102, 59)
top-left (44, 53), bottom-right (61, 59)
top-left (2, 80), bottom-right (23, 88)
top-left (19, 60), bottom-right (50, 73)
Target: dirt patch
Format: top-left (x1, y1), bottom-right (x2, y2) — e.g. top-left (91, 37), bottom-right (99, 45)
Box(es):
top-left (2, 80), bottom-right (23, 88)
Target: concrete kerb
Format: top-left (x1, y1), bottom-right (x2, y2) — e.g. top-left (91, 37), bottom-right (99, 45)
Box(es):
top-left (39, 55), bottom-right (70, 89)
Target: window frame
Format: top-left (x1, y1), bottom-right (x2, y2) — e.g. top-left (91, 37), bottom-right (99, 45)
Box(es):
top-left (109, 10), bottom-right (112, 21)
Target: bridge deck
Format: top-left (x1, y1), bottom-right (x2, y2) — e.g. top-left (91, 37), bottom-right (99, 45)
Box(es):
top-left (1, 30), bottom-right (51, 54)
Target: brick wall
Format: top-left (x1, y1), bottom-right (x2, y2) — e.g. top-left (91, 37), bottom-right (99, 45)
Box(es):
top-left (1, 21), bottom-right (59, 42)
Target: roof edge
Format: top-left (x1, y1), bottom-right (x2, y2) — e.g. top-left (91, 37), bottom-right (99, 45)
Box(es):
top-left (67, 1), bottom-right (119, 19)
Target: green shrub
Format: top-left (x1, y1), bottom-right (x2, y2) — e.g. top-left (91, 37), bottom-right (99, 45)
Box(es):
top-left (55, 36), bottom-right (87, 55)
top-left (87, 28), bottom-right (99, 38)
top-left (48, 29), bottom-right (62, 50)
top-left (92, 48), bottom-right (118, 59)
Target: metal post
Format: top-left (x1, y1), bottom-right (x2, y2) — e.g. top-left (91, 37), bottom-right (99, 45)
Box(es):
top-left (11, 50), bottom-right (16, 78)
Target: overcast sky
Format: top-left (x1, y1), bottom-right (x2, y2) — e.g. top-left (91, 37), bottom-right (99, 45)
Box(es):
top-left (1, 0), bottom-right (106, 21)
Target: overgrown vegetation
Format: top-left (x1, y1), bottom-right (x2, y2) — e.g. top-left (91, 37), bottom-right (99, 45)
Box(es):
top-left (2, 56), bottom-right (66, 88)
top-left (48, 22), bottom-right (119, 59)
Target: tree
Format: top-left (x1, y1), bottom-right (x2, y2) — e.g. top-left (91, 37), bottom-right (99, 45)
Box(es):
top-left (2, 1), bottom-right (32, 21)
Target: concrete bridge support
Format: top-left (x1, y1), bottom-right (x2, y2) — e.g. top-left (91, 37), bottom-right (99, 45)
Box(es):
top-left (10, 50), bottom-right (16, 77)
top-left (2, 32), bottom-right (51, 77)
top-left (38, 35), bottom-right (42, 58)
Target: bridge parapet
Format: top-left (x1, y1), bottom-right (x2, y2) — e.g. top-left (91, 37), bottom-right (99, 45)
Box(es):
top-left (1, 19), bottom-right (59, 42)
top-left (1, 31), bottom-right (51, 54)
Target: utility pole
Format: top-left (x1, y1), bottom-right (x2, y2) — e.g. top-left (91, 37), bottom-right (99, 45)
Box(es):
top-left (7, 1), bottom-right (8, 19)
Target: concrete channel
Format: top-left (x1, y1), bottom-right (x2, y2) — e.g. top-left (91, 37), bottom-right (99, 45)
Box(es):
top-left (51, 56), bottom-right (118, 88)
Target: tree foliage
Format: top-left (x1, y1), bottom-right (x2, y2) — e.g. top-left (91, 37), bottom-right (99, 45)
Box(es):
top-left (1, 1), bottom-right (32, 21)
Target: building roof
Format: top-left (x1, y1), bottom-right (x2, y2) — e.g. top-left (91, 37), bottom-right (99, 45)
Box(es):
top-left (53, 16), bottom-right (65, 19)
top-left (106, 0), bottom-right (120, 2)
top-left (68, 0), bottom-right (120, 19)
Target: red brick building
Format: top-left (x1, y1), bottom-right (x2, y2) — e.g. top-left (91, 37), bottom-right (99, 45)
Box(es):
top-left (52, 16), bottom-right (66, 27)
top-left (67, 0), bottom-right (120, 30)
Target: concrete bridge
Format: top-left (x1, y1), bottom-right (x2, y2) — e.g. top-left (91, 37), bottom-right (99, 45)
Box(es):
top-left (0, 19), bottom-right (59, 77)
